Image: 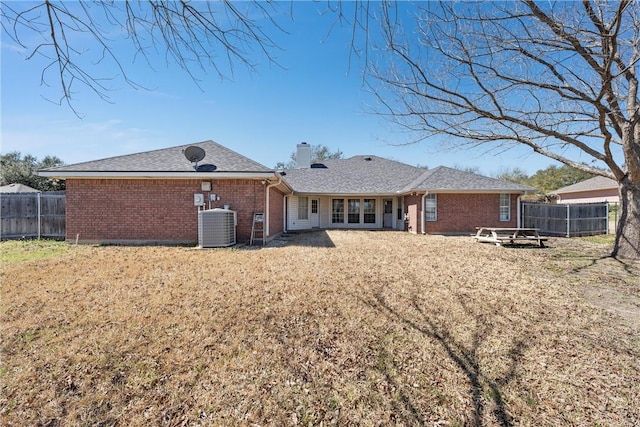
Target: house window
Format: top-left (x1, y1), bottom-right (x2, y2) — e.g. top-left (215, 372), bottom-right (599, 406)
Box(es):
top-left (500, 194), bottom-right (510, 221)
top-left (348, 199), bottom-right (360, 223)
top-left (311, 199), bottom-right (318, 214)
top-left (332, 199), bottom-right (344, 223)
top-left (298, 197), bottom-right (308, 220)
top-left (364, 199), bottom-right (376, 224)
top-left (426, 194), bottom-right (437, 221)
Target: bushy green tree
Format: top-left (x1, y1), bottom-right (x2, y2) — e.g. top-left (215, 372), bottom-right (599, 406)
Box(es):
top-left (0, 152), bottom-right (65, 191)
top-left (527, 165), bottom-right (595, 194)
top-left (495, 165), bottom-right (595, 194)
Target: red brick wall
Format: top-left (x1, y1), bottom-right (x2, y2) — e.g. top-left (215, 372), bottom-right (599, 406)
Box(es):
top-left (424, 193), bottom-right (519, 234)
top-left (66, 179), bottom-right (276, 244)
top-left (268, 187), bottom-right (284, 238)
top-left (558, 188), bottom-right (620, 204)
top-left (404, 194), bottom-right (423, 234)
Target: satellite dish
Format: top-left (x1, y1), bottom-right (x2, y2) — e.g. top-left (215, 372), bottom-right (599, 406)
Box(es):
top-left (184, 146), bottom-right (205, 163)
top-left (183, 146), bottom-right (206, 169)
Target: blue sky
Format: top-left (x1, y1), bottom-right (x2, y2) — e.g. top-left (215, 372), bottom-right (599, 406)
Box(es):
top-left (1, 1), bottom-right (560, 175)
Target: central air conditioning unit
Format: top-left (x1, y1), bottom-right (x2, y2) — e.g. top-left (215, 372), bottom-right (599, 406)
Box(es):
top-left (198, 208), bottom-right (237, 248)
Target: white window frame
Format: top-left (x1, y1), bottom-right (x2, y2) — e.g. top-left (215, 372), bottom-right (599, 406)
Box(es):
top-left (363, 199), bottom-right (376, 224)
top-left (298, 197), bottom-right (309, 220)
top-left (499, 194), bottom-right (510, 221)
top-left (348, 199), bottom-right (360, 223)
top-left (426, 194), bottom-right (437, 221)
top-left (332, 199), bottom-right (344, 223)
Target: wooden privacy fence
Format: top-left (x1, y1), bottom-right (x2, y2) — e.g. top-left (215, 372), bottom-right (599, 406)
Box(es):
top-left (1, 192), bottom-right (65, 239)
top-left (521, 202), bottom-right (608, 237)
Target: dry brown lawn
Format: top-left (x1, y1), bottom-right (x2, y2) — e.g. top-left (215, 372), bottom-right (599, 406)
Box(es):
top-left (1, 231), bottom-right (639, 426)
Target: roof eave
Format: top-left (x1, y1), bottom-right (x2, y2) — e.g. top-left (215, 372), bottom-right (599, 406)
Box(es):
top-left (268, 176), bottom-right (293, 194)
top-left (554, 187), bottom-right (619, 196)
top-left (401, 188), bottom-right (531, 194)
top-left (38, 171), bottom-right (277, 179)
top-left (290, 191), bottom-right (401, 197)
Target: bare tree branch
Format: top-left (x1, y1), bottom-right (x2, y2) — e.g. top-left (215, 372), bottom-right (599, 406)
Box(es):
top-left (360, 0), bottom-right (640, 258)
top-left (1, 1), bottom-right (288, 114)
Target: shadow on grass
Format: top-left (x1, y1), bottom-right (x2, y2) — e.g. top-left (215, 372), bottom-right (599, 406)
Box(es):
top-left (571, 254), bottom-right (639, 276)
top-left (609, 256), bottom-right (639, 276)
top-left (551, 246), bottom-right (639, 277)
top-left (360, 289), bottom-right (527, 427)
top-left (270, 230), bottom-right (336, 248)
top-left (473, 237), bottom-right (551, 251)
top-left (499, 244), bottom-right (550, 250)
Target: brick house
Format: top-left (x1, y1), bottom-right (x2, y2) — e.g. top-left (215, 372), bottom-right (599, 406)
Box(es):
top-left (553, 176), bottom-right (619, 204)
top-left (40, 141), bottom-right (290, 244)
top-left (40, 140), bottom-right (533, 244)
top-left (284, 143), bottom-right (533, 235)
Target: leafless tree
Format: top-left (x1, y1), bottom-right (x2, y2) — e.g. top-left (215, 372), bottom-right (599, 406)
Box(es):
top-left (1, 1), bottom-right (286, 115)
top-left (362, 1), bottom-right (640, 259)
top-left (3, 1), bottom-right (638, 258)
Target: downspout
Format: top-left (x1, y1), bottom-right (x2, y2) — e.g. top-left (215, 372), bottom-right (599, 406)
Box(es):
top-left (517, 195), bottom-right (522, 228)
top-left (421, 192), bottom-right (427, 235)
top-left (283, 195), bottom-right (288, 233)
top-left (265, 177), bottom-right (282, 239)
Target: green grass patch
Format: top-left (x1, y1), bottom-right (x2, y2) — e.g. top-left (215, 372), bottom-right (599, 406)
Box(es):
top-left (0, 239), bottom-right (75, 264)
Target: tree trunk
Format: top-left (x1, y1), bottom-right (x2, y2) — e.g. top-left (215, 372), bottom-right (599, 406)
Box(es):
top-left (613, 180), bottom-right (640, 260)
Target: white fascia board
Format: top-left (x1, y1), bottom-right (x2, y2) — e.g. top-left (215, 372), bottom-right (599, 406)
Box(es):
top-left (400, 188), bottom-right (528, 195)
top-left (437, 189), bottom-right (529, 194)
top-left (276, 182), bottom-right (294, 194)
top-left (38, 171), bottom-right (276, 179)
top-left (291, 192), bottom-right (400, 197)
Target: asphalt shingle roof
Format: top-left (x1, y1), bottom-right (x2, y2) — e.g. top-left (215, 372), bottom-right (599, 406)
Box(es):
top-left (404, 166), bottom-right (535, 193)
top-left (281, 155), bottom-right (426, 194)
top-left (39, 140), bottom-right (534, 194)
top-left (0, 183), bottom-right (41, 193)
top-left (282, 157), bottom-right (533, 194)
top-left (40, 140), bottom-right (272, 174)
top-left (553, 175), bottom-right (618, 194)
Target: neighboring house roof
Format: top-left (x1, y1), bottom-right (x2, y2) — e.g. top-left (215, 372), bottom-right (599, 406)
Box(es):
top-left (282, 155), bottom-right (426, 195)
top-left (553, 175), bottom-right (618, 195)
top-left (0, 183), bottom-right (41, 193)
top-left (39, 140), bottom-right (275, 179)
top-left (282, 156), bottom-right (533, 195)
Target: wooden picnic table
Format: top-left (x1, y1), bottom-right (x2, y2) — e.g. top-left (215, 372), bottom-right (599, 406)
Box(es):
top-left (474, 227), bottom-right (548, 247)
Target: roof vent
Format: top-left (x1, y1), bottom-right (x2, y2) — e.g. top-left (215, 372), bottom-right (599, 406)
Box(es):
top-left (196, 164), bottom-right (217, 172)
top-left (364, 157), bottom-right (373, 161)
top-left (310, 163), bottom-right (327, 168)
